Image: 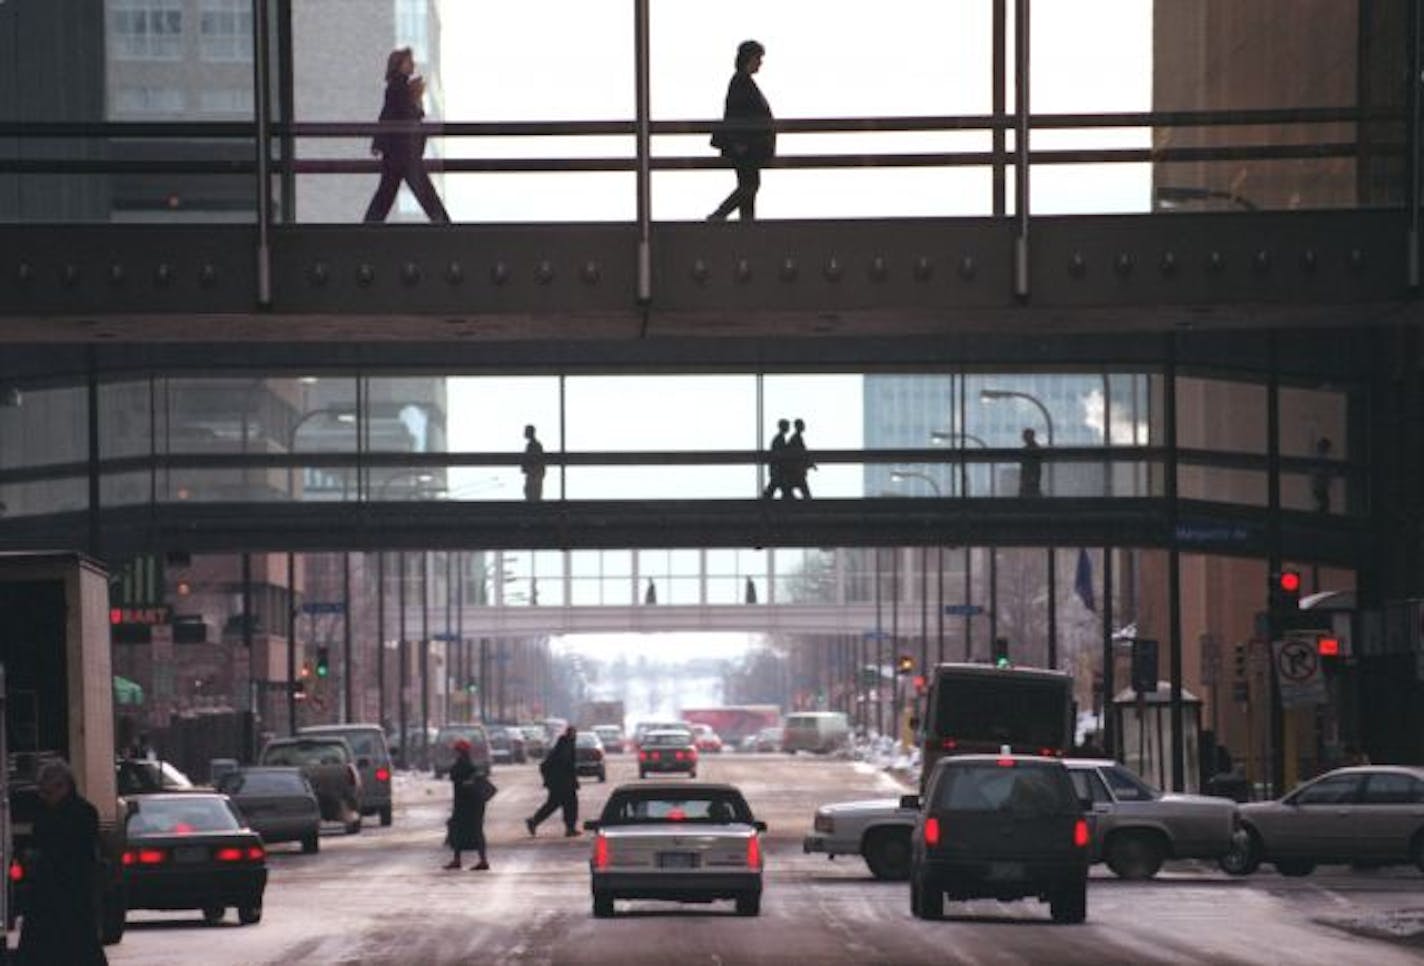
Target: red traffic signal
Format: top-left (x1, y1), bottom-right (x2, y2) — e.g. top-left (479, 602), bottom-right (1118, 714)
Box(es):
top-left (1317, 636), bottom-right (1341, 658)
top-left (1277, 570), bottom-right (1301, 594)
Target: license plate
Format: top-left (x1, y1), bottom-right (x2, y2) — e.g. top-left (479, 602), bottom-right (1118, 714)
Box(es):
top-left (658, 852), bottom-right (699, 869)
top-left (174, 846), bottom-right (209, 864)
top-left (986, 862), bottom-right (1026, 881)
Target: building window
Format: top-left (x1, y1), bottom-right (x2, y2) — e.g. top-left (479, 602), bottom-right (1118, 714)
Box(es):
top-left (113, 86), bottom-right (187, 116)
top-left (197, 88), bottom-right (253, 116)
top-left (199, 0), bottom-right (252, 63)
top-left (395, 0), bottom-right (429, 55)
top-left (109, 0), bottom-right (184, 62)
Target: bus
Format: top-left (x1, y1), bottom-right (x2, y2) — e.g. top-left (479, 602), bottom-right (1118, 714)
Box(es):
top-left (918, 662), bottom-right (1074, 789)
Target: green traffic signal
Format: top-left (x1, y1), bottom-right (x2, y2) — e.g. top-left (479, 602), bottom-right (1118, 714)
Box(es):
top-left (315, 646), bottom-right (330, 677)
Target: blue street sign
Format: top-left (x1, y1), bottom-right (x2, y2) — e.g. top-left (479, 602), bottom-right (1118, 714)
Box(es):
top-left (300, 602), bottom-right (346, 615)
top-left (943, 604), bottom-right (984, 617)
top-left (432, 632), bottom-right (461, 642)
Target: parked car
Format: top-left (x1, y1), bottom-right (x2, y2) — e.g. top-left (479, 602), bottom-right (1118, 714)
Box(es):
top-left (782, 712), bottom-right (850, 755)
top-left (803, 797), bottom-right (918, 880)
top-left (1067, 759), bottom-right (1240, 879)
top-left (690, 724), bottom-right (724, 754)
top-left (521, 725), bottom-right (549, 760)
top-left (632, 721), bottom-right (692, 751)
top-left (576, 731), bottom-right (608, 783)
top-left (593, 725), bottom-right (626, 754)
top-left (752, 727), bottom-right (782, 754)
top-left (387, 724), bottom-right (439, 770)
top-left (215, 767), bottom-right (322, 854)
top-left (121, 793), bottom-right (267, 926)
top-left (432, 724), bottom-right (492, 779)
top-left (1220, 765), bottom-right (1424, 877)
top-left (638, 730), bottom-right (698, 779)
top-left (116, 758), bottom-right (195, 796)
top-left (258, 737), bottom-right (362, 834)
top-left (487, 725), bottom-right (527, 764)
top-left (906, 754), bottom-right (1090, 923)
top-left (586, 783), bottom-right (766, 917)
top-left (300, 724), bottom-right (395, 826)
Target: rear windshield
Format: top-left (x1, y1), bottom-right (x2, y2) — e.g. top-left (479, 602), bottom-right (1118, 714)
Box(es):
top-left (932, 763), bottom-right (1076, 815)
top-left (261, 742), bottom-right (350, 767)
top-left (601, 793), bottom-right (753, 825)
top-left (128, 797), bottom-right (241, 835)
top-left (436, 727), bottom-right (487, 747)
top-left (219, 771), bottom-right (309, 797)
top-left (642, 732), bottom-right (691, 748)
top-left (931, 676), bottom-right (1069, 749)
top-left (576, 733), bottom-right (601, 748)
top-left (303, 729), bottom-right (387, 760)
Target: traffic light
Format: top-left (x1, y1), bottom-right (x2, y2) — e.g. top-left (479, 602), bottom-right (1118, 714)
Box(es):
top-left (299, 661), bottom-right (312, 680)
top-left (1316, 636), bottom-right (1341, 658)
top-left (1130, 638), bottom-right (1159, 694)
top-left (1271, 570), bottom-right (1302, 619)
top-left (897, 654), bottom-right (914, 675)
top-left (316, 646), bottom-right (330, 678)
top-left (991, 637), bottom-right (1010, 668)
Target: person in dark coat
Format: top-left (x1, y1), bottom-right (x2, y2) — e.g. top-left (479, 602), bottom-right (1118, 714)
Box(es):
top-left (444, 739), bottom-right (494, 870)
top-left (17, 760), bottom-right (108, 966)
top-left (786, 417), bottom-right (815, 499)
top-left (363, 47), bottom-right (451, 224)
top-left (708, 40), bottom-right (774, 222)
top-left (525, 726), bottom-right (580, 837)
top-left (1018, 427), bottom-right (1043, 497)
top-left (762, 418), bottom-right (790, 499)
top-left (521, 424), bottom-right (547, 501)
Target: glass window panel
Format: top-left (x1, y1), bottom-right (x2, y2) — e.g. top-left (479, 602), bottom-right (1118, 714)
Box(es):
top-left (763, 374), bottom-right (863, 500)
top-left (0, 385), bottom-right (87, 470)
top-left (564, 375), bottom-right (755, 452)
top-left (0, 477), bottom-right (87, 517)
top-left (566, 466), bottom-right (755, 501)
top-left (1177, 377), bottom-right (1265, 454)
top-left (444, 376), bottom-right (558, 498)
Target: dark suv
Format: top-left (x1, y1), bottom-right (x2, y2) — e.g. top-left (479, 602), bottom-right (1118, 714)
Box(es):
top-left (906, 755), bottom-right (1089, 924)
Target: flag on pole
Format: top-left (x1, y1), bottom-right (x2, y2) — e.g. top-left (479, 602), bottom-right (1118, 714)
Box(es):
top-left (1074, 548), bottom-right (1096, 613)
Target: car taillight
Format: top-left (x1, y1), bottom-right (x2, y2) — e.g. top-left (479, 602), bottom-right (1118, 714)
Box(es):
top-left (215, 847), bottom-right (244, 863)
top-left (747, 836), bottom-right (762, 870)
top-left (814, 813), bottom-right (834, 834)
top-left (689, 747), bottom-right (698, 759)
top-left (375, 767), bottom-right (391, 783)
top-left (941, 738), bottom-right (958, 751)
top-left (594, 749), bottom-right (603, 760)
top-left (593, 834), bottom-right (610, 870)
top-left (639, 751), bottom-right (648, 762)
top-left (996, 757), bottom-right (1016, 768)
top-left (675, 751), bottom-right (686, 761)
top-left (246, 845), bottom-right (265, 862)
top-left (126, 848), bottom-right (167, 866)
top-left (924, 817), bottom-right (941, 847)
top-left (8, 858), bottom-right (24, 882)
top-left (1073, 818), bottom-right (1090, 849)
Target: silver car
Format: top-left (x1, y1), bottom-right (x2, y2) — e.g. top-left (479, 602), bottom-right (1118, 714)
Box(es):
top-left (1066, 759), bottom-right (1240, 879)
top-left (803, 798), bottom-right (917, 880)
top-left (587, 783), bottom-right (766, 918)
top-left (1222, 765), bottom-right (1424, 877)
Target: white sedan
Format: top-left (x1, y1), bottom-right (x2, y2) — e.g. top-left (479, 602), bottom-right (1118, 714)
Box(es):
top-left (586, 783), bottom-right (766, 917)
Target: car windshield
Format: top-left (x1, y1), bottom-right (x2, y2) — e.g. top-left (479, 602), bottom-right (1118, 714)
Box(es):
top-left (128, 797), bottom-right (240, 835)
top-left (602, 792), bottom-right (753, 826)
top-left (219, 771), bottom-right (308, 796)
top-left (437, 727), bottom-right (487, 748)
top-left (1102, 765), bottom-right (1158, 801)
top-left (261, 742), bottom-right (349, 767)
top-left (594, 728), bottom-right (620, 739)
top-left (933, 762), bottom-right (1076, 815)
top-left (576, 733), bottom-right (601, 748)
top-left (304, 729), bottom-right (385, 759)
top-left (642, 732), bottom-right (691, 748)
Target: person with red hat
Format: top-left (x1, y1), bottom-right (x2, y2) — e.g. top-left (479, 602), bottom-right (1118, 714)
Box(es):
top-left (444, 738), bottom-right (495, 870)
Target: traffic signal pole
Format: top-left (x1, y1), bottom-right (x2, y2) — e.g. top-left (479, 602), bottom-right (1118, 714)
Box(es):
top-left (1266, 340), bottom-right (1284, 796)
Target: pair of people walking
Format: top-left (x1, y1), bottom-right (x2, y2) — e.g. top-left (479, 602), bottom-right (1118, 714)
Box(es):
top-left (764, 418), bottom-right (813, 499)
top-left (366, 40), bottom-right (776, 225)
top-left (444, 739), bottom-right (497, 871)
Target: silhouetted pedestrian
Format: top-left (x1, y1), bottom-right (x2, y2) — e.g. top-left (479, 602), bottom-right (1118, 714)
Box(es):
top-left (744, 577), bottom-right (758, 603)
top-left (645, 579), bottom-right (658, 604)
top-left (526, 726), bottom-right (580, 837)
top-left (708, 40), bottom-right (774, 222)
top-left (363, 47), bottom-right (450, 224)
top-left (17, 760), bottom-right (108, 966)
top-left (444, 740), bottom-right (495, 870)
top-left (786, 418), bottom-right (815, 499)
top-left (763, 418), bottom-right (791, 499)
top-left (1018, 427), bottom-right (1043, 497)
top-left (1310, 437), bottom-right (1332, 513)
top-left (521, 424), bottom-right (546, 501)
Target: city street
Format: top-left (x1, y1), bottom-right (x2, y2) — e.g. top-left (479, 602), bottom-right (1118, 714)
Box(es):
top-left (104, 753), bottom-right (1423, 966)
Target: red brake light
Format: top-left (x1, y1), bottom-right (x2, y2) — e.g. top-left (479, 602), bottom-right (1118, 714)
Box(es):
top-left (747, 835), bottom-right (762, 870)
top-left (924, 816), bottom-right (941, 847)
top-left (8, 859), bottom-right (24, 882)
top-left (639, 751), bottom-right (648, 761)
top-left (675, 751), bottom-right (686, 761)
top-left (941, 738), bottom-right (958, 751)
top-left (215, 847), bottom-right (244, 863)
top-left (137, 848), bottom-right (167, 865)
top-left (668, 808), bottom-right (686, 822)
top-left (173, 823), bottom-right (194, 835)
top-left (1073, 818), bottom-right (1090, 848)
top-left (996, 757), bottom-right (1016, 767)
top-left (246, 846), bottom-right (265, 862)
top-left (375, 767), bottom-right (391, 783)
top-left (593, 834), bottom-right (610, 870)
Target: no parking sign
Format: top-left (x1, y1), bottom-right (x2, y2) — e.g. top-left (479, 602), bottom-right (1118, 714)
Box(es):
top-left (1271, 637), bottom-right (1326, 708)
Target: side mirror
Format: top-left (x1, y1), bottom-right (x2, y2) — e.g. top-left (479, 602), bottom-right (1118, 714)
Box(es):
top-left (583, 820), bottom-right (600, 831)
top-left (753, 820), bottom-right (768, 833)
top-left (899, 794), bottom-right (921, 811)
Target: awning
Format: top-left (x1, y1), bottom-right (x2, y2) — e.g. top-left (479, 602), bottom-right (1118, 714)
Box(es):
top-left (113, 675), bottom-right (144, 706)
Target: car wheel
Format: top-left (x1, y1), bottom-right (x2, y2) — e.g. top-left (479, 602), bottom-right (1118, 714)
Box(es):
top-left (202, 906), bottom-right (225, 925)
top-left (238, 905), bottom-right (262, 926)
top-left (380, 805), bottom-right (393, 827)
top-left (592, 892), bottom-right (615, 918)
top-left (735, 892), bottom-right (761, 917)
top-left (598, 769), bottom-right (606, 783)
top-left (689, 770), bottom-right (698, 779)
top-left (1274, 859), bottom-right (1315, 877)
top-left (302, 832), bottom-right (320, 854)
top-left (910, 875), bottom-right (942, 920)
top-left (1219, 829), bottom-right (1261, 876)
top-left (345, 810), bottom-right (363, 835)
top-left (863, 828), bottom-right (912, 881)
top-left (1049, 880), bottom-right (1088, 924)
top-left (1105, 831), bottom-right (1165, 880)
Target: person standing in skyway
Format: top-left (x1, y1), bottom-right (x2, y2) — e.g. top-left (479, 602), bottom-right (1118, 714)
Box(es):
top-left (708, 40), bottom-right (775, 222)
top-left (521, 424), bottom-right (546, 501)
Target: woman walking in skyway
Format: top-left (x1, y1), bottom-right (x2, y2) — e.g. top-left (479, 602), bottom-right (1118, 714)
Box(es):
top-left (708, 40), bottom-right (775, 222)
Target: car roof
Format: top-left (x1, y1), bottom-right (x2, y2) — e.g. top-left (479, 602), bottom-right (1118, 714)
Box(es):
top-left (300, 724), bottom-right (383, 733)
top-left (936, 754), bottom-right (1068, 766)
top-left (129, 791), bottom-right (229, 803)
top-left (1064, 758), bottom-right (1119, 768)
top-left (609, 782), bottom-right (744, 796)
top-left (1321, 765), bottom-right (1424, 777)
